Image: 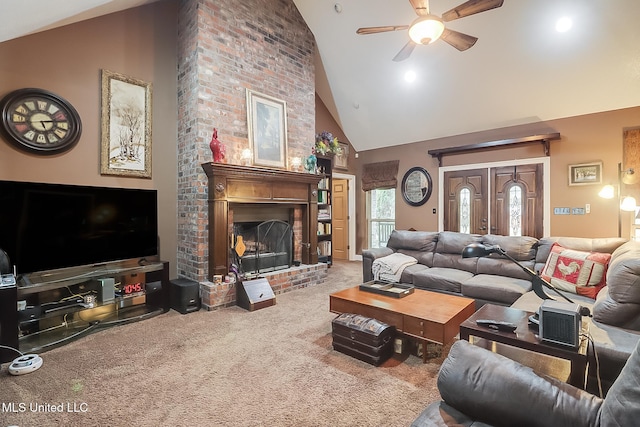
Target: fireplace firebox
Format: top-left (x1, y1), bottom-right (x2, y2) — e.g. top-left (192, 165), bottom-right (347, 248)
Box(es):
top-left (233, 220), bottom-right (293, 275)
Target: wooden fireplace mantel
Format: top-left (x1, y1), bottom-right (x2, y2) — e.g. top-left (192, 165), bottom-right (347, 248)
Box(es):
top-left (202, 162), bottom-right (322, 280)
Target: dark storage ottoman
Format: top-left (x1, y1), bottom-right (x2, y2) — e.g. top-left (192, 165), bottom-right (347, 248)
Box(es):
top-left (331, 313), bottom-right (395, 366)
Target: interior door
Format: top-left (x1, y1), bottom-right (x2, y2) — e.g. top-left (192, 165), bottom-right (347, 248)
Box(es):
top-left (491, 164), bottom-right (543, 237)
top-left (444, 169), bottom-right (488, 234)
top-left (332, 178), bottom-right (348, 260)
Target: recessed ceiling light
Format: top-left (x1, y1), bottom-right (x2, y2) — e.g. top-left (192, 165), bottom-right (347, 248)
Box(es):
top-left (556, 16), bottom-right (573, 33)
top-left (404, 70), bottom-right (417, 83)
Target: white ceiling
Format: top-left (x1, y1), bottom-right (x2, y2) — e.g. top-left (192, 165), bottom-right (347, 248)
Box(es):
top-left (3, 0), bottom-right (640, 153)
top-left (295, 0), bottom-right (640, 152)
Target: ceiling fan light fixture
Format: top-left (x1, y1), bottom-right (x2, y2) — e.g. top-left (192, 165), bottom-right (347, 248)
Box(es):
top-left (408, 15), bottom-right (445, 45)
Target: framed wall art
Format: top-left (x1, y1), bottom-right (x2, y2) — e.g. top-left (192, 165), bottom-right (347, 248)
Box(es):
top-left (100, 69), bottom-right (152, 178)
top-left (568, 161), bottom-right (602, 186)
top-left (334, 142), bottom-right (349, 170)
top-left (246, 89), bottom-right (288, 169)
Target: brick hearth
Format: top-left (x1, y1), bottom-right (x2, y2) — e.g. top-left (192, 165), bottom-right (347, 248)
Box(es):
top-left (200, 263), bottom-right (328, 310)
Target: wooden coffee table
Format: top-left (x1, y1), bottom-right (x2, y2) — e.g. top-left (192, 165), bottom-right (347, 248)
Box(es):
top-left (459, 304), bottom-right (588, 388)
top-left (329, 286), bottom-right (475, 363)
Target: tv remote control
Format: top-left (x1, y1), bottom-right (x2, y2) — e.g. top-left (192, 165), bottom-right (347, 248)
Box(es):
top-left (475, 319), bottom-right (517, 332)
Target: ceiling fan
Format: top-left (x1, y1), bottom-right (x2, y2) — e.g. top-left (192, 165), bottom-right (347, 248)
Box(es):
top-left (356, 0), bottom-right (504, 62)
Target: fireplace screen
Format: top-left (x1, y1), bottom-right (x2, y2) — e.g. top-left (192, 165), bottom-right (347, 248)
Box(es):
top-left (233, 220), bottom-right (292, 275)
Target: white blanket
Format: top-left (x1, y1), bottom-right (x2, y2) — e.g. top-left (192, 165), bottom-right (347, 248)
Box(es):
top-left (372, 253), bottom-right (417, 283)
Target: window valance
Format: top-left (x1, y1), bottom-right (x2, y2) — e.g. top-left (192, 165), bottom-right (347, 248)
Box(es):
top-left (361, 160), bottom-right (400, 191)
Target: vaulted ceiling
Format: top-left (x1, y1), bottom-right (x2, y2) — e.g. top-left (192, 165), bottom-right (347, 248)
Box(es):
top-left (3, 0), bottom-right (640, 153)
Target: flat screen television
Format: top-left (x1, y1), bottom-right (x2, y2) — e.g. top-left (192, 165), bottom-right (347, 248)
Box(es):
top-left (0, 180), bottom-right (158, 275)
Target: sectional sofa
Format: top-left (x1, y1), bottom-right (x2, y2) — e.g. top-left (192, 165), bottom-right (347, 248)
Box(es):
top-left (362, 230), bottom-right (640, 394)
top-left (411, 338), bottom-right (640, 426)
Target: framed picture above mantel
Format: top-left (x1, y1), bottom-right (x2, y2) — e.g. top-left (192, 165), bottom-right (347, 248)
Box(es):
top-left (246, 89), bottom-right (288, 169)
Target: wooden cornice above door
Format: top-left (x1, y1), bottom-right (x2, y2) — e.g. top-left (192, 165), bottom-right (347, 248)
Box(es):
top-left (428, 133), bottom-right (561, 167)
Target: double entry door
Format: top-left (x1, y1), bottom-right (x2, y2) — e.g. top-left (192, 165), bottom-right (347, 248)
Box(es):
top-left (443, 163), bottom-right (543, 238)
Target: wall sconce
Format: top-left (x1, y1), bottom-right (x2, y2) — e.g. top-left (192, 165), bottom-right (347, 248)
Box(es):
top-left (598, 162), bottom-right (636, 237)
top-left (241, 149), bottom-right (252, 166)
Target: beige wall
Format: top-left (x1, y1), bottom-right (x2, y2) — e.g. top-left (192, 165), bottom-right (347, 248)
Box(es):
top-left (350, 107), bottom-right (640, 252)
top-left (315, 94), bottom-right (357, 175)
top-left (0, 1), bottom-right (179, 277)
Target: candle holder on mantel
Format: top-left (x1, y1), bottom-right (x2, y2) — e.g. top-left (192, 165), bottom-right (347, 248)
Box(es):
top-left (290, 156), bottom-right (302, 172)
top-left (241, 149), bottom-right (252, 166)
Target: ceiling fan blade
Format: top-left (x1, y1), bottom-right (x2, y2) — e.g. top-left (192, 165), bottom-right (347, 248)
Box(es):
top-left (442, 0), bottom-right (504, 22)
top-left (440, 28), bottom-right (478, 51)
top-left (392, 40), bottom-right (417, 62)
top-left (409, 0), bottom-right (430, 16)
top-left (357, 25), bottom-right (409, 35)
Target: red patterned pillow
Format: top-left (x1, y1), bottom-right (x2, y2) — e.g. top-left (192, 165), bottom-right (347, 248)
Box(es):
top-left (540, 243), bottom-right (611, 299)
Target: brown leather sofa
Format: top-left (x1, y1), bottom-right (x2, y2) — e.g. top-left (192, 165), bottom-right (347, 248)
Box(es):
top-left (411, 339), bottom-right (640, 427)
top-left (362, 230), bottom-right (640, 394)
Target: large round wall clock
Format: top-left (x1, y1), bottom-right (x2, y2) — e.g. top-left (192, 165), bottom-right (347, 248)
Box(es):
top-left (0, 88), bottom-right (82, 154)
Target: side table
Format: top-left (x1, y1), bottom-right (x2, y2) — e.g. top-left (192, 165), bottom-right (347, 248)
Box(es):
top-left (459, 304), bottom-right (588, 389)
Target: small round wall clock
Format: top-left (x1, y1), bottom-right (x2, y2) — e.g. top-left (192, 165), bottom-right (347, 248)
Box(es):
top-left (0, 88), bottom-right (82, 154)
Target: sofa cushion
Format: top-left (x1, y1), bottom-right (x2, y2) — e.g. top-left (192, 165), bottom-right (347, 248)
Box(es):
top-left (600, 339), bottom-right (640, 427)
top-left (593, 241), bottom-right (640, 330)
top-left (398, 263), bottom-right (429, 284)
top-left (437, 340), bottom-right (602, 427)
top-left (412, 267), bottom-right (474, 294)
top-left (535, 237), bottom-right (626, 274)
top-left (435, 231), bottom-right (482, 255)
top-left (462, 274), bottom-right (532, 305)
top-left (476, 258), bottom-right (535, 281)
top-left (433, 252), bottom-right (479, 274)
top-left (540, 243), bottom-right (610, 299)
top-left (387, 230), bottom-right (439, 252)
top-left (482, 234), bottom-right (538, 261)
top-left (396, 249), bottom-right (434, 268)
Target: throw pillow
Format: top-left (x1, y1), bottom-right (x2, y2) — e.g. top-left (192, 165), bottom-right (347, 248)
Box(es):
top-left (540, 243), bottom-right (611, 299)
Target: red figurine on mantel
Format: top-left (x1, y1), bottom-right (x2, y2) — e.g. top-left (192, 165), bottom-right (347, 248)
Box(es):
top-left (209, 128), bottom-right (226, 163)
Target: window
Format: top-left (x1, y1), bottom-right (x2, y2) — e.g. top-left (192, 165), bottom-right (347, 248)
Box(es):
top-left (508, 185), bottom-right (523, 236)
top-left (459, 187), bottom-right (471, 233)
top-left (367, 188), bottom-right (395, 248)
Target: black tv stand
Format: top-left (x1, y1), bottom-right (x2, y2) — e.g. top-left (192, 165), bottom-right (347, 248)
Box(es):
top-left (0, 259), bottom-right (170, 361)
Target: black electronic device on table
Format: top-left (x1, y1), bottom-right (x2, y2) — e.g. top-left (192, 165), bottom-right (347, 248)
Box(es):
top-left (475, 319), bottom-right (517, 332)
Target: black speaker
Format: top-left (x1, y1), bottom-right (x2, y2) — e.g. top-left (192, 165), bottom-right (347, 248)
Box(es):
top-left (146, 262), bottom-right (170, 311)
top-left (170, 278), bottom-right (200, 314)
top-left (0, 284), bottom-right (19, 363)
top-left (145, 280), bottom-right (164, 308)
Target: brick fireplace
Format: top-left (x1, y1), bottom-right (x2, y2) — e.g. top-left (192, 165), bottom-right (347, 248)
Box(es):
top-left (175, 0), bottom-right (316, 291)
top-left (199, 162), bottom-right (328, 309)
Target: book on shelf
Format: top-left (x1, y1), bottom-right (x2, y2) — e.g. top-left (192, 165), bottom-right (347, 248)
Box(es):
top-left (318, 190), bottom-right (331, 204)
top-left (318, 240), bottom-right (331, 256)
top-left (318, 177), bottom-right (330, 190)
top-left (318, 206), bottom-right (331, 219)
top-left (317, 222), bottom-right (331, 235)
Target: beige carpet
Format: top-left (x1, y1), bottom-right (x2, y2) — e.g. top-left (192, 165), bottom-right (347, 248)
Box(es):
top-left (1, 261), bottom-right (444, 426)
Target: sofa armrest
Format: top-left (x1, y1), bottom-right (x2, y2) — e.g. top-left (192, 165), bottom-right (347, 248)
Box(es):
top-left (362, 247), bottom-right (394, 282)
top-left (437, 340), bottom-right (603, 427)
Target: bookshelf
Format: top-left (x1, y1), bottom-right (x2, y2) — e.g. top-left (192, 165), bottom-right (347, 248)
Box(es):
top-left (316, 155), bottom-right (333, 266)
